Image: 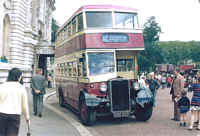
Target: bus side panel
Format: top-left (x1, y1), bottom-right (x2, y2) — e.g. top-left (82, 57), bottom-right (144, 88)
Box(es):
top-left (56, 78), bottom-right (69, 104)
top-left (71, 79), bottom-right (81, 110)
top-left (55, 34), bottom-right (86, 58)
top-left (60, 78), bottom-right (80, 110)
top-left (85, 33), bottom-right (144, 49)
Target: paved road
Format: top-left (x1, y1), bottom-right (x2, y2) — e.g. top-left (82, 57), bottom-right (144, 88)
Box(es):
top-left (47, 87), bottom-right (200, 136)
top-left (19, 89), bottom-right (80, 136)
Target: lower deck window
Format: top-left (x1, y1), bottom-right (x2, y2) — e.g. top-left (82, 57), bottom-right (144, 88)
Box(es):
top-left (117, 59), bottom-right (134, 72)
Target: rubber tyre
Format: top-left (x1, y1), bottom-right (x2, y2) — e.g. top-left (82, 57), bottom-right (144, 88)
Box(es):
top-left (135, 103), bottom-right (153, 121)
top-left (79, 99), bottom-right (96, 126)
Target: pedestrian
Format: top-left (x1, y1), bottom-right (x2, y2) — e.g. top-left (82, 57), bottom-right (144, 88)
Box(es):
top-left (157, 73), bottom-right (162, 84)
top-left (0, 68), bottom-right (30, 136)
top-left (171, 68), bottom-right (184, 121)
top-left (177, 90), bottom-right (190, 127)
top-left (161, 73), bottom-right (167, 89)
top-left (167, 75), bottom-right (172, 88)
top-left (170, 78), bottom-right (175, 101)
top-left (187, 75), bottom-right (193, 92)
top-left (188, 77), bottom-right (200, 130)
top-left (31, 68), bottom-right (46, 117)
top-left (147, 72), bottom-right (160, 107)
top-left (47, 73), bottom-right (52, 88)
top-left (193, 71), bottom-right (200, 126)
top-left (139, 75), bottom-right (146, 88)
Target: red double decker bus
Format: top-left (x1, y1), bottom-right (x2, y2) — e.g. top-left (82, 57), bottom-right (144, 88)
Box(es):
top-left (55, 5), bottom-right (153, 125)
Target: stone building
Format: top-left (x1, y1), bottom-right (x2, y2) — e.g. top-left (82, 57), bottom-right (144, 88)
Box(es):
top-left (0, 0), bottom-right (55, 87)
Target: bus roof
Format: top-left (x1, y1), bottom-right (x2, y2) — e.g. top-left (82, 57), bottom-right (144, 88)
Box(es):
top-left (57, 5), bottom-right (138, 34)
top-left (76, 5), bottom-right (138, 13)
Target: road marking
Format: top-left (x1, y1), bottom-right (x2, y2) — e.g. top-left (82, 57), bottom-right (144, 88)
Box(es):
top-left (45, 102), bottom-right (95, 136)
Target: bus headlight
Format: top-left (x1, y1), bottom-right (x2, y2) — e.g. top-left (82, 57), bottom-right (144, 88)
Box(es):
top-left (100, 83), bottom-right (107, 92)
top-left (133, 82), bottom-right (140, 91)
top-left (90, 84), bottom-right (94, 88)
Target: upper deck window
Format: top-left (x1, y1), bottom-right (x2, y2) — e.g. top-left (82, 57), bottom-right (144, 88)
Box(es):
top-left (114, 12), bottom-right (139, 29)
top-left (72, 17), bottom-right (77, 34)
top-left (78, 13), bottom-right (83, 32)
top-left (67, 22), bottom-right (71, 36)
top-left (86, 11), bottom-right (112, 28)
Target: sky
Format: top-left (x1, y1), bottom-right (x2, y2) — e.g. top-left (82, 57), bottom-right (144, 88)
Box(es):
top-left (53, 0), bottom-right (200, 41)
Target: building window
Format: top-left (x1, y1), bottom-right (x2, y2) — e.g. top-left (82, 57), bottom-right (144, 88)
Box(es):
top-left (39, 0), bottom-right (46, 23)
top-left (2, 14), bottom-right (11, 62)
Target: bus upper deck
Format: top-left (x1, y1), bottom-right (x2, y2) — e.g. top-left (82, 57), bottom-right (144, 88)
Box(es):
top-left (55, 5), bottom-right (144, 54)
top-left (55, 5), bottom-right (145, 81)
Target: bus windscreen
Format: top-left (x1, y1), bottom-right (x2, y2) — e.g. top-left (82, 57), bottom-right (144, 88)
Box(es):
top-left (88, 52), bottom-right (115, 76)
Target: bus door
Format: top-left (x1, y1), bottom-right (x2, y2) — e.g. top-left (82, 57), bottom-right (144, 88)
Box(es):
top-left (116, 51), bottom-right (136, 79)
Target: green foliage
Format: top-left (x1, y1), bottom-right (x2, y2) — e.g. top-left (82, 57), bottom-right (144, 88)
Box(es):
top-left (0, 56), bottom-right (8, 63)
top-left (158, 41), bottom-right (200, 65)
top-left (0, 56), bottom-right (7, 60)
top-left (51, 18), bottom-right (59, 43)
top-left (143, 16), bottom-right (161, 43)
top-left (137, 16), bottom-right (200, 72)
top-left (137, 16), bottom-right (163, 72)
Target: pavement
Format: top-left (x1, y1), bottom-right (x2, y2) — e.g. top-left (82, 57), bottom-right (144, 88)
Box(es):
top-left (19, 88), bottom-right (81, 136)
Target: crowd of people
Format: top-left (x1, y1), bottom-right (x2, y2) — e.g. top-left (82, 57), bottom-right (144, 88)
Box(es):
top-left (167, 68), bottom-right (200, 131)
top-left (1, 66), bottom-right (200, 135)
top-left (139, 68), bottom-right (200, 131)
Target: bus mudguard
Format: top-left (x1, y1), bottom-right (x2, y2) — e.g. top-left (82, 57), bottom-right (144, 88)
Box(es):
top-left (80, 89), bottom-right (107, 108)
top-left (136, 88), bottom-right (153, 108)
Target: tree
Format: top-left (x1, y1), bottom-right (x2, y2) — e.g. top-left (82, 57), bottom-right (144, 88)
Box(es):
top-left (51, 18), bottom-right (59, 43)
top-left (190, 42), bottom-right (200, 63)
top-left (143, 16), bottom-right (161, 44)
top-left (137, 16), bottom-right (163, 72)
top-left (50, 18), bottom-right (59, 64)
top-left (158, 41), bottom-right (200, 65)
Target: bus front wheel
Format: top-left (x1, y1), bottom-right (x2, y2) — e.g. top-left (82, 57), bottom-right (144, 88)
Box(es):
top-left (135, 103), bottom-right (153, 121)
top-left (79, 99), bottom-right (96, 126)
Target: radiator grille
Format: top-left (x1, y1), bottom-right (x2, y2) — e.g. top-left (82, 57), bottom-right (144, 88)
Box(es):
top-left (110, 80), bottom-right (130, 111)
